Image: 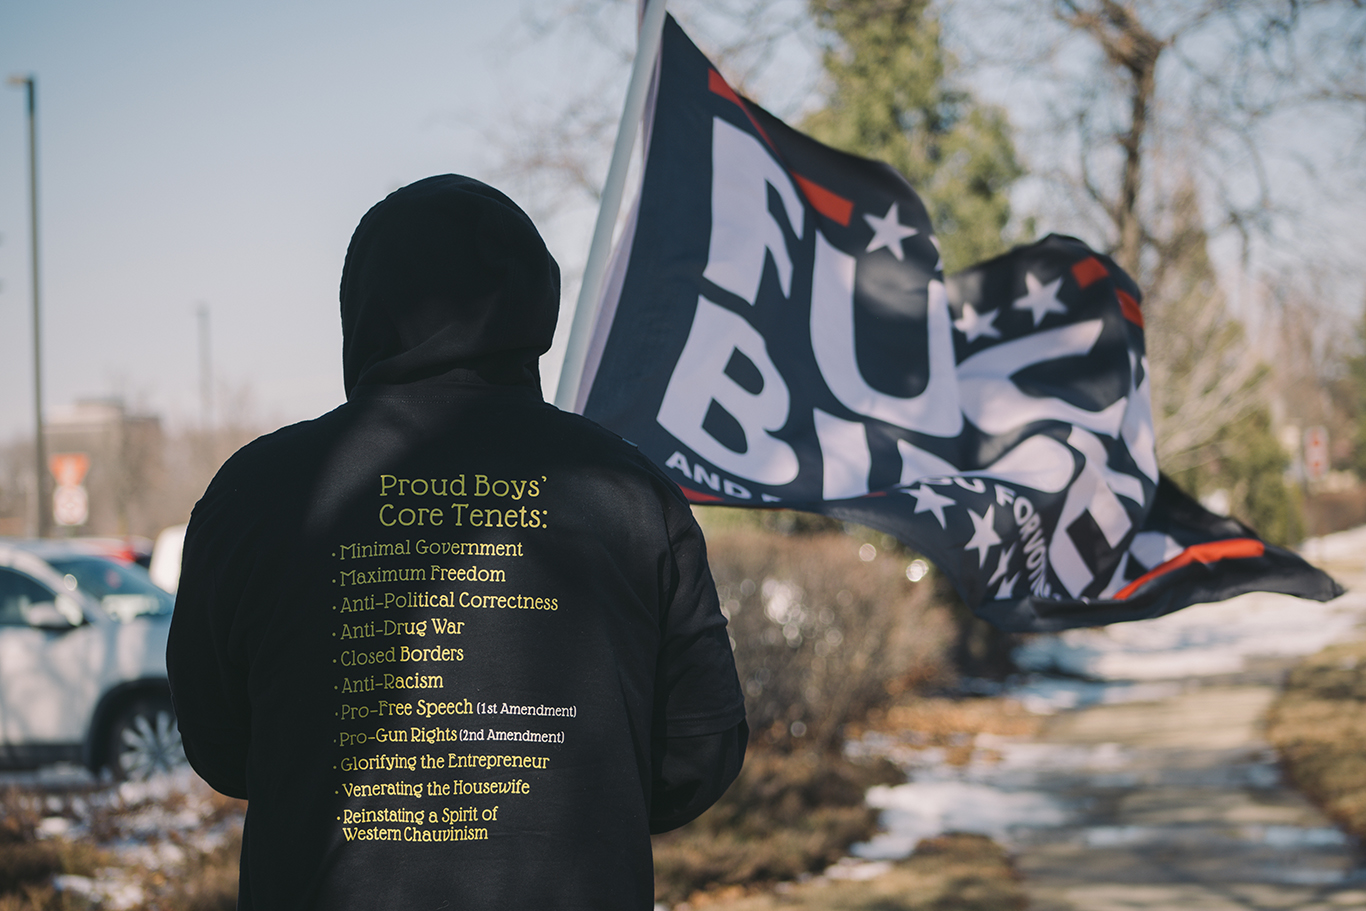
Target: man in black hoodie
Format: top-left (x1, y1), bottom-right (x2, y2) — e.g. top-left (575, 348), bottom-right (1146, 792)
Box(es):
top-left (167, 175), bottom-right (747, 910)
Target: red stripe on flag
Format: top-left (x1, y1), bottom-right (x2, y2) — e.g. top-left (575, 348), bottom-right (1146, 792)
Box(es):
top-left (706, 69), bottom-right (855, 227)
top-left (1117, 289), bottom-right (1144, 327)
top-left (1113, 538), bottom-right (1265, 601)
top-left (707, 69), bottom-right (774, 148)
top-left (707, 67), bottom-right (742, 105)
top-left (792, 173), bottom-right (853, 226)
top-left (1071, 257), bottom-right (1108, 289)
top-left (680, 485), bottom-right (725, 504)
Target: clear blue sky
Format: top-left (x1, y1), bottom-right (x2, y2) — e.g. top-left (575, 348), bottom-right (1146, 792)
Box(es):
top-left (0, 0), bottom-right (622, 439)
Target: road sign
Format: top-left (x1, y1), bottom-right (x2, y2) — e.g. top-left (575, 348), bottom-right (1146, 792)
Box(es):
top-left (49, 452), bottom-right (90, 488)
top-left (1304, 426), bottom-right (1329, 483)
top-left (53, 485), bottom-right (88, 527)
top-left (49, 452), bottom-right (91, 527)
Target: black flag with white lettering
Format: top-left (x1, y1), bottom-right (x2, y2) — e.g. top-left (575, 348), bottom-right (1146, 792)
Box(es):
top-left (573, 15), bottom-right (1340, 631)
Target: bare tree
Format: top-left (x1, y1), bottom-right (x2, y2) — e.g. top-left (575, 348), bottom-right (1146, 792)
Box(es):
top-left (489, 0), bottom-right (822, 228)
top-left (1143, 185), bottom-right (1268, 474)
top-left (495, 0), bottom-right (1366, 508)
top-left (1051, 0), bottom-right (1171, 277)
top-left (948, 0), bottom-right (1366, 509)
top-left (974, 1), bottom-right (1366, 276)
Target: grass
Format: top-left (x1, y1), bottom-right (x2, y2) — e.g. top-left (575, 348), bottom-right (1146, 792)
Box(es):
top-left (0, 789), bottom-right (103, 910)
top-left (666, 833), bottom-right (1027, 911)
top-left (653, 693), bottom-right (1041, 907)
top-left (152, 827), bottom-right (241, 911)
top-left (0, 776), bottom-right (245, 911)
top-left (1265, 636), bottom-right (1366, 841)
top-left (851, 697), bottom-right (1042, 766)
top-left (653, 749), bottom-right (904, 906)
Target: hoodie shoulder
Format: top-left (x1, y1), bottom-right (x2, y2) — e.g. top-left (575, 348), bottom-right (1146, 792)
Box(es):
top-left (538, 405), bottom-right (692, 507)
top-left (199, 408), bottom-right (347, 503)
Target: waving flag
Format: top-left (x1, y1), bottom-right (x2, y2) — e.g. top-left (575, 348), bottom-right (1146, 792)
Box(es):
top-left (571, 15), bottom-right (1339, 631)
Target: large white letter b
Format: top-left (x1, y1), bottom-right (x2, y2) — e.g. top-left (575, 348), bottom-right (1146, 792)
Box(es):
top-left (657, 297), bottom-right (799, 486)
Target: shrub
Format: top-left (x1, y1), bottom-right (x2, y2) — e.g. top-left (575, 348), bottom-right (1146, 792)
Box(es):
top-left (705, 528), bottom-right (953, 751)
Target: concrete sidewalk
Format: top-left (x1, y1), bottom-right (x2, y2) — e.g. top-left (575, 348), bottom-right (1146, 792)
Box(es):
top-left (1017, 679), bottom-right (1366, 910)
top-left (849, 549), bottom-right (1366, 910)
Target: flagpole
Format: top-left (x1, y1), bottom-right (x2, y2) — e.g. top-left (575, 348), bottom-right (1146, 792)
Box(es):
top-left (553, 0), bottom-right (668, 412)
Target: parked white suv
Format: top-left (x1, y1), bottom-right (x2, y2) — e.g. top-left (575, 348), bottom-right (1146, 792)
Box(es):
top-left (0, 538), bottom-right (184, 779)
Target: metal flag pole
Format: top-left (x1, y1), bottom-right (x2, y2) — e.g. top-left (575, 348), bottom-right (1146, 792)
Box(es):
top-left (7, 74), bottom-right (47, 538)
top-left (553, 0), bottom-right (668, 412)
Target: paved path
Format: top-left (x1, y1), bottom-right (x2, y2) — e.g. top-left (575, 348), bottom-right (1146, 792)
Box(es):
top-left (1010, 554), bottom-right (1366, 909)
top-left (1016, 677), bottom-right (1366, 910)
top-left (852, 539), bottom-right (1366, 910)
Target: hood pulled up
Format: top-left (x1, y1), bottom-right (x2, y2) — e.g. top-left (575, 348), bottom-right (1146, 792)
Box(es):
top-left (340, 175), bottom-right (560, 397)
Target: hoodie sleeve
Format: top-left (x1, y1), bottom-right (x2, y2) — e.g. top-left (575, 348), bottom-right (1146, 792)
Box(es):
top-left (649, 721), bottom-right (748, 834)
top-left (166, 470), bottom-right (253, 799)
top-left (648, 485), bottom-right (747, 831)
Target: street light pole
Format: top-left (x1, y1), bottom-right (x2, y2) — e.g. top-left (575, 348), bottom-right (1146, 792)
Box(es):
top-left (7, 75), bottom-right (47, 538)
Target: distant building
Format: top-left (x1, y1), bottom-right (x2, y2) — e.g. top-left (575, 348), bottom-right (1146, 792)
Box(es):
top-left (43, 399), bottom-right (163, 537)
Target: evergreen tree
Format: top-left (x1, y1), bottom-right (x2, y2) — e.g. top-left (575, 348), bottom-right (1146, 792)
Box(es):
top-left (801, 0), bottom-right (1024, 272)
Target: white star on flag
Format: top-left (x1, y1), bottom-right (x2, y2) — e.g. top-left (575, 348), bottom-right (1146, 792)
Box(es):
top-left (991, 572), bottom-right (1021, 601)
top-left (905, 483), bottom-right (956, 529)
top-left (964, 505), bottom-right (1003, 568)
top-left (987, 544), bottom-right (1016, 586)
top-left (863, 202), bottom-right (918, 261)
top-left (953, 303), bottom-right (1000, 342)
top-left (1012, 272), bottom-right (1067, 326)
top-left (929, 235), bottom-right (944, 272)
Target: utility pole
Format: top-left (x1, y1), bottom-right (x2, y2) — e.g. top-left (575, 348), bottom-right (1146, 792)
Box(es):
top-left (8, 74), bottom-right (47, 538)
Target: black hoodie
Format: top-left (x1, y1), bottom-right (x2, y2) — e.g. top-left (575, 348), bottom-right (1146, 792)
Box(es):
top-left (167, 176), bottom-right (746, 910)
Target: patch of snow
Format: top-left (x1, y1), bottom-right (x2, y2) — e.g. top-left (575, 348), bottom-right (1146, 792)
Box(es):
top-left (1300, 525), bottom-right (1366, 567)
top-left (110, 839), bottom-right (187, 870)
top-left (34, 763), bottom-right (94, 788)
top-left (851, 780), bottom-right (1067, 859)
top-left (1275, 868), bottom-right (1356, 885)
top-left (1083, 826), bottom-right (1155, 847)
top-left (52, 875), bottom-right (95, 897)
top-left (26, 765), bottom-right (245, 893)
top-left (37, 816), bottom-right (73, 838)
top-left (823, 858), bottom-right (892, 880)
top-left (1246, 760), bottom-right (1282, 789)
top-left (53, 872), bottom-right (145, 911)
top-left (1014, 586), bottom-right (1366, 682)
top-left (185, 822), bottom-right (238, 854)
top-left (114, 765), bottom-right (200, 805)
top-left (1242, 825), bottom-right (1351, 848)
top-left (1006, 677), bottom-right (1185, 715)
top-left (1079, 824), bottom-right (1348, 850)
top-left (963, 739), bottom-right (1130, 777)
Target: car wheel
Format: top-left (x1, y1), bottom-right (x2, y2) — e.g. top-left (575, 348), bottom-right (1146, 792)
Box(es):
top-left (107, 695), bottom-right (186, 780)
